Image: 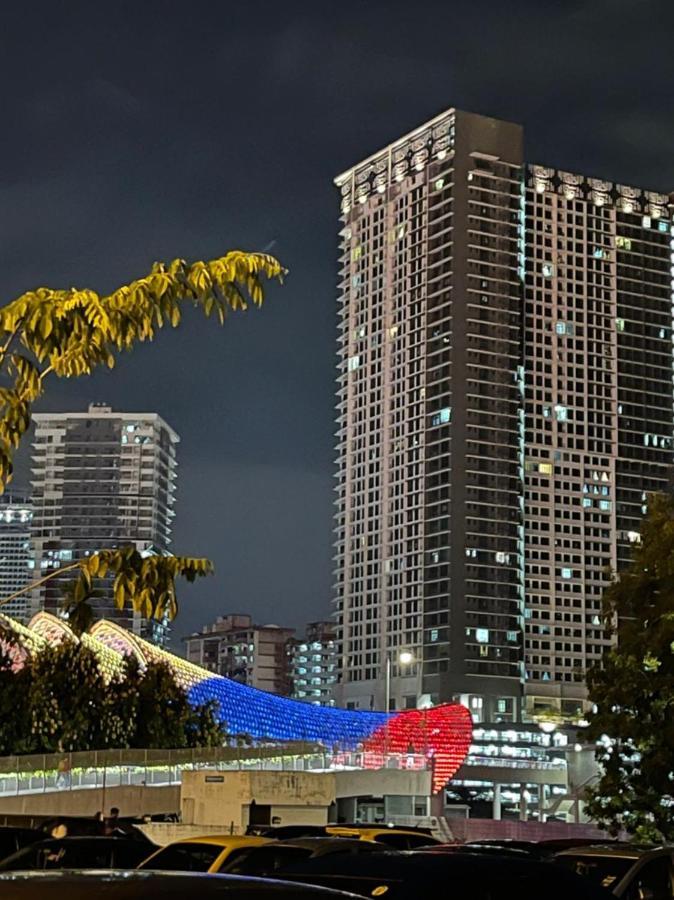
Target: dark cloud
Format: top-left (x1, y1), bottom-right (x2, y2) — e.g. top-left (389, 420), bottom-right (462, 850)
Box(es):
top-left (3, 0), bottom-right (674, 643)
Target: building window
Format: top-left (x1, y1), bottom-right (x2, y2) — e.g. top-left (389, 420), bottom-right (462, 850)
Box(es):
top-left (347, 355), bottom-right (360, 372)
top-left (561, 568), bottom-right (572, 579)
top-left (554, 405), bottom-right (568, 422)
top-left (430, 407), bottom-right (452, 427)
top-left (476, 628), bottom-right (489, 643)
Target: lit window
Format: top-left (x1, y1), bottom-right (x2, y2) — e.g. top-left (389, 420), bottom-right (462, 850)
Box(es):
top-left (554, 405), bottom-right (568, 422)
top-left (616, 236), bottom-right (632, 250)
top-left (658, 220), bottom-right (669, 232)
top-left (599, 500), bottom-right (612, 511)
top-left (430, 407), bottom-right (452, 426)
top-left (506, 631), bottom-right (518, 642)
top-left (555, 321), bottom-right (567, 335)
top-left (539, 463), bottom-right (553, 475)
top-left (642, 215), bottom-right (652, 229)
top-left (542, 263), bottom-right (555, 277)
top-left (593, 247), bottom-right (606, 259)
top-left (495, 552), bottom-right (510, 564)
top-left (543, 405), bottom-right (551, 418)
top-left (434, 178), bottom-right (445, 191)
top-left (430, 629), bottom-right (439, 642)
top-left (561, 568), bottom-right (572, 579)
top-left (351, 246), bottom-right (362, 261)
top-left (347, 355), bottom-right (360, 372)
top-left (476, 628), bottom-right (489, 643)
top-left (616, 318), bottom-right (626, 332)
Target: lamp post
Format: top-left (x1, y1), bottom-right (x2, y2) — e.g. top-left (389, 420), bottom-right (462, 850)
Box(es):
top-left (385, 649), bottom-right (414, 713)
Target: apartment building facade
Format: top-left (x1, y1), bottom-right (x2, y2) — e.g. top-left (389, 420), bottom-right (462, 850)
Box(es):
top-left (184, 613), bottom-right (295, 695)
top-left (0, 490), bottom-right (34, 621)
top-left (289, 620), bottom-right (338, 706)
top-left (29, 403), bottom-right (179, 640)
top-left (333, 107), bottom-right (674, 719)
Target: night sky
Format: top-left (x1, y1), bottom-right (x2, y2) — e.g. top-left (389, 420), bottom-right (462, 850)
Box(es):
top-left (3, 1), bottom-right (674, 643)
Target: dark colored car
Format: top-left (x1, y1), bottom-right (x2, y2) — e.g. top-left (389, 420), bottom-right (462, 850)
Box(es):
top-left (555, 844), bottom-right (674, 898)
top-left (0, 828), bottom-right (44, 862)
top-left (0, 836), bottom-right (154, 871)
top-left (0, 870), bottom-right (362, 899)
top-left (221, 837), bottom-right (386, 877)
top-left (280, 849), bottom-right (617, 900)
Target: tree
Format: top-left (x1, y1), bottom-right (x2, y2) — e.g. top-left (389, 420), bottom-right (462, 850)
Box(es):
top-left (585, 492), bottom-right (674, 841)
top-left (28, 640), bottom-right (136, 752)
top-left (0, 648), bottom-right (35, 755)
top-left (0, 251), bottom-right (284, 490)
top-left (0, 250), bottom-right (284, 625)
top-left (132, 659), bottom-right (224, 749)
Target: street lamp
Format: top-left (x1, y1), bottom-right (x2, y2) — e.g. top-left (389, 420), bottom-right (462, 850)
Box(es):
top-left (385, 649), bottom-right (414, 712)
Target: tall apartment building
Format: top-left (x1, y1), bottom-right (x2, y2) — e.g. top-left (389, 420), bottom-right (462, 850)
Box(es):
top-left (289, 621), bottom-right (337, 706)
top-left (29, 403), bottom-right (179, 640)
top-left (523, 166), bottom-right (673, 715)
top-left (333, 107), bottom-right (674, 720)
top-left (0, 490), bottom-right (33, 621)
top-left (184, 614), bottom-right (295, 695)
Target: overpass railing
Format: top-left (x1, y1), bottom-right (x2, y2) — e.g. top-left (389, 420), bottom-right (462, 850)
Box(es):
top-left (0, 745), bottom-right (430, 798)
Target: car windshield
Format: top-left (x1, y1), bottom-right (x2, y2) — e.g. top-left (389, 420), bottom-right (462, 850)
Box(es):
top-left (139, 842), bottom-right (223, 872)
top-left (556, 854), bottom-right (636, 889)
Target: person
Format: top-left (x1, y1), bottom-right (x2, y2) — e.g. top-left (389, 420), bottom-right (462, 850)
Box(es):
top-left (104, 807), bottom-right (120, 835)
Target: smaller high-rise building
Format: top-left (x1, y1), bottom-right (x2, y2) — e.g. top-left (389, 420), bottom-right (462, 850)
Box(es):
top-left (29, 403), bottom-right (179, 641)
top-left (184, 614), bottom-right (295, 695)
top-left (0, 490), bottom-right (33, 621)
top-left (289, 621), bottom-right (338, 706)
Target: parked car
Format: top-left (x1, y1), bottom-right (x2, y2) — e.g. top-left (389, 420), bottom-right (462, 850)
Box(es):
top-left (0, 827), bottom-right (44, 862)
top-left (247, 824), bottom-right (438, 849)
top-left (418, 838), bottom-right (608, 859)
top-left (0, 870), bottom-right (363, 899)
top-left (555, 844), bottom-right (674, 898)
top-left (138, 836), bottom-right (272, 873)
top-left (279, 849), bottom-right (614, 900)
top-left (0, 836), bottom-right (154, 871)
top-left (326, 826), bottom-right (440, 850)
top-left (221, 837), bottom-right (386, 876)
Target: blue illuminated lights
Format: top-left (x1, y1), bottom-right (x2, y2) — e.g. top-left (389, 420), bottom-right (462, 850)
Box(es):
top-left (188, 676), bottom-right (386, 745)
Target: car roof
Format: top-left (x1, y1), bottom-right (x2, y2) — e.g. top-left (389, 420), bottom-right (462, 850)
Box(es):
top-left (328, 826), bottom-right (424, 837)
top-left (275, 838), bottom-right (376, 850)
top-left (0, 870), bottom-right (363, 897)
top-left (160, 836), bottom-right (270, 849)
top-left (555, 843), bottom-right (665, 860)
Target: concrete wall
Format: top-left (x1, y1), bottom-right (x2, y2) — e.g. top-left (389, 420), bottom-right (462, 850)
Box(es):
top-left (181, 771), bottom-right (335, 830)
top-left (333, 768), bottom-right (431, 798)
top-left (0, 785), bottom-right (179, 819)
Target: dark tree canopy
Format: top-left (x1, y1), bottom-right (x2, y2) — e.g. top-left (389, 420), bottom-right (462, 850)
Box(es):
top-left (585, 493), bottom-right (674, 840)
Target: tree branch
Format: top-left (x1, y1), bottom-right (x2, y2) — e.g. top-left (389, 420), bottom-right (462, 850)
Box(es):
top-left (0, 561), bottom-right (81, 610)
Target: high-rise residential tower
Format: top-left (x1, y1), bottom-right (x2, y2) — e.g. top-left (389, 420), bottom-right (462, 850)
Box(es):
top-left (0, 490), bottom-right (34, 621)
top-left (29, 403), bottom-right (179, 640)
top-left (523, 166), bottom-right (673, 715)
top-left (334, 110), bottom-right (526, 720)
top-left (333, 107), bottom-right (674, 720)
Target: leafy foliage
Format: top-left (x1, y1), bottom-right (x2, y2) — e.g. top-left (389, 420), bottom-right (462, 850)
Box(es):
top-left (585, 493), bottom-right (674, 841)
top-left (0, 649), bottom-right (34, 755)
top-left (0, 641), bottom-right (226, 755)
top-left (68, 547), bottom-right (214, 625)
top-left (0, 251), bottom-right (284, 491)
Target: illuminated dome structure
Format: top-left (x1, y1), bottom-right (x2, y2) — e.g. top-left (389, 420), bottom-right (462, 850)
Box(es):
top-left (0, 611), bottom-right (472, 791)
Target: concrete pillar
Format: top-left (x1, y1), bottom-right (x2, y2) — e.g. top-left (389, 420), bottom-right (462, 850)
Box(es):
top-left (492, 783), bottom-right (501, 821)
top-left (538, 784), bottom-right (546, 823)
top-left (519, 784), bottom-right (528, 821)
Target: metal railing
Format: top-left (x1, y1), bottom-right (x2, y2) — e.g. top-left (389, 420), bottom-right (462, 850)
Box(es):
top-left (0, 745), bottom-right (430, 798)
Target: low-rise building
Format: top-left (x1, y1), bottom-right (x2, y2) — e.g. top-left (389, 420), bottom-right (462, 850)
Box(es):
top-left (289, 621), bottom-right (337, 706)
top-left (184, 614), bottom-right (294, 695)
